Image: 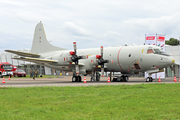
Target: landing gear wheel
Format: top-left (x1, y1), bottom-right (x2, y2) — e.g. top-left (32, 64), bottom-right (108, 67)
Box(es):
top-left (121, 76), bottom-right (129, 82)
top-left (72, 76), bottom-right (77, 82)
top-left (123, 76), bottom-right (129, 82)
top-left (146, 77), bottom-right (150, 82)
top-left (77, 76), bottom-right (82, 82)
top-left (112, 78), bottom-right (117, 82)
top-left (149, 77), bottom-right (153, 82)
top-left (72, 76), bottom-right (82, 82)
top-left (146, 77), bottom-right (153, 82)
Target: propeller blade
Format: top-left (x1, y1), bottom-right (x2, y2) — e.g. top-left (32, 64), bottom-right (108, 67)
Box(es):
top-left (100, 46), bottom-right (103, 58)
top-left (75, 65), bottom-right (79, 75)
top-left (73, 42), bottom-right (77, 55)
top-left (101, 67), bottom-right (104, 77)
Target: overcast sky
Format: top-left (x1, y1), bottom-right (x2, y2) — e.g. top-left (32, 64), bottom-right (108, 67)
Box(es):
top-left (0, 0), bottom-right (180, 53)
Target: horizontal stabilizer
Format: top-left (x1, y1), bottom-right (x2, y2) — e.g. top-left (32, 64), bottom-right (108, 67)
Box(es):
top-left (5, 50), bottom-right (40, 58)
top-left (12, 57), bottom-right (57, 64)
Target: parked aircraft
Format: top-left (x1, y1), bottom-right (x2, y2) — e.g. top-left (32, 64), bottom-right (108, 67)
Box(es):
top-left (5, 22), bottom-right (175, 82)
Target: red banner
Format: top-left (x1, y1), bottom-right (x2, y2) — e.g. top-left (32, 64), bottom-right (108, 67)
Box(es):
top-left (146, 36), bottom-right (155, 40)
top-left (157, 36), bottom-right (165, 42)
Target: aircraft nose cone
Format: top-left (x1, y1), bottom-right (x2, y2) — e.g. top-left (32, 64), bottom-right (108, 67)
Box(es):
top-left (172, 59), bottom-right (175, 64)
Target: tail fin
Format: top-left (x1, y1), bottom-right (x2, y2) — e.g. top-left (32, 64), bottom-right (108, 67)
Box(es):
top-left (31, 21), bottom-right (66, 54)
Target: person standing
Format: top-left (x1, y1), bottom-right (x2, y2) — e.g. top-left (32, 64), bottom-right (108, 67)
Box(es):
top-left (35, 69), bottom-right (38, 78)
top-left (30, 69), bottom-right (33, 78)
top-left (33, 70), bottom-right (36, 80)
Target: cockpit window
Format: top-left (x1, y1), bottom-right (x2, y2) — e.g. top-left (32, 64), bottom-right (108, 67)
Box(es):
top-left (154, 49), bottom-right (161, 53)
top-left (154, 49), bottom-right (164, 54)
top-left (147, 49), bottom-right (154, 54)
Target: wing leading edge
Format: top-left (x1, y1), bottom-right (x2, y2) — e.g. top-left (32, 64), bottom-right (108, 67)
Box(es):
top-left (5, 50), bottom-right (40, 58)
top-left (13, 57), bottom-right (58, 64)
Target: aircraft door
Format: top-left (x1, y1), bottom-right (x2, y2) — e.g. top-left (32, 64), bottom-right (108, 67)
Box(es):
top-left (118, 48), bottom-right (135, 73)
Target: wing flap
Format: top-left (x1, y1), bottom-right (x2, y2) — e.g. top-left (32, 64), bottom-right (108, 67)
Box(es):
top-left (5, 50), bottom-right (40, 58)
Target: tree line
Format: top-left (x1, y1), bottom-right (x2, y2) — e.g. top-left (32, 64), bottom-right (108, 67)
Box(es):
top-left (165, 38), bottom-right (179, 45)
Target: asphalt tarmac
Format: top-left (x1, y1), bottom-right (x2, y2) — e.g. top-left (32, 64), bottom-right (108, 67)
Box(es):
top-left (0, 76), bottom-right (178, 87)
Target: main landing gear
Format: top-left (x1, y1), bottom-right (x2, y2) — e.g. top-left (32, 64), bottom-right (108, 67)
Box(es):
top-left (112, 75), bottom-right (129, 82)
top-left (72, 75), bottom-right (82, 82)
top-left (146, 77), bottom-right (153, 82)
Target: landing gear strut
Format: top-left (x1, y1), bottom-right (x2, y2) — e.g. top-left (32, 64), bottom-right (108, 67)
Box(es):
top-left (72, 75), bottom-right (82, 82)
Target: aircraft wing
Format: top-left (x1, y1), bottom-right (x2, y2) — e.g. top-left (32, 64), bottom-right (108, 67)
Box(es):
top-left (12, 57), bottom-right (57, 64)
top-left (5, 50), bottom-right (40, 58)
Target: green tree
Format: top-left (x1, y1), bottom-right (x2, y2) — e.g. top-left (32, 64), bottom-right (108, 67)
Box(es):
top-left (165, 38), bottom-right (179, 45)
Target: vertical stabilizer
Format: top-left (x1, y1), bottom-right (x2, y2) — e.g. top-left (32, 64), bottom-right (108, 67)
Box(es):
top-left (31, 21), bottom-right (66, 54)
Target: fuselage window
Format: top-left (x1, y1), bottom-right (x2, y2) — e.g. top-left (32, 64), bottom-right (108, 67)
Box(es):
top-left (147, 49), bottom-right (154, 54)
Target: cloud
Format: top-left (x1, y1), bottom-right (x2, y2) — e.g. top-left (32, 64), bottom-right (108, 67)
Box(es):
top-left (120, 13), bottom-right (180, 39)
top-left (62, 22), bottom-right (92, 36)
top-left (1, 0), bottom-right (180, 52)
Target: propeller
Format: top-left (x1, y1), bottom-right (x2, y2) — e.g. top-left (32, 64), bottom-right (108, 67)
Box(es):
top-left (65, 42), bottom-right (88, 75)
top-left (96, 46), bottom-right (110, 77)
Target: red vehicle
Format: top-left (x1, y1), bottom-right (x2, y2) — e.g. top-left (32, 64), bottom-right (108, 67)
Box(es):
top-left (13, 69), bottom-right (26, 77)
top-left (0, 62), bottom-right (17, 78)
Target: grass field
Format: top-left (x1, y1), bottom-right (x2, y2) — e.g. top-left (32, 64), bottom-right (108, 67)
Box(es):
top-left (0, 84), bottom-right (180, 120)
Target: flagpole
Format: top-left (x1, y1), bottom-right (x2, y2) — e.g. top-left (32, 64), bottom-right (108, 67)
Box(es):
top-left (145, 34), bottom-right (146, 45)
top-left (179, 37), bottom-right (180, 79)
top-left (156, 33), bottom-right (157, 80)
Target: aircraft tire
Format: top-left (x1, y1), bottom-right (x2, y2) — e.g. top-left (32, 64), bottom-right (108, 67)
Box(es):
top-left (112, 78), bottom-right (117, 82)
top-left (0, 73), bottom-right (2, 78)
top-left (146, 77), bottom-right (149, 82)
top-left (77, 76), bottom-right (82, 82)
top-left (146, 77), bottom-right (152, 82)
top-left (149, 77), bottom-right (153, 82)
top-left (121, 76), bottom-right (129, 82)
top-left (124, 76), bottom-right (129, 82)
top-left (72, 76), bottom-right (76, 82)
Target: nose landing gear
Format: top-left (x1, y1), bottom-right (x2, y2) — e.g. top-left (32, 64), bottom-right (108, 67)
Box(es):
top-left (146, 77), bottom-right (153, 82)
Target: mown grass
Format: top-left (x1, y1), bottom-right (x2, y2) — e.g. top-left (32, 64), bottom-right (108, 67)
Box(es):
top-left (0, 84), bottom-right (180, 120)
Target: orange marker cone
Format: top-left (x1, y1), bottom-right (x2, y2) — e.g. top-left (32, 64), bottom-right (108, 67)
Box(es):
top-left (174, 76), bottom-right (177, 82)
top-left (9, 76), bottom-right (11, 80)
top-left (107, 76), bottom-right (110, 83)
top-left (83, 76), bottom-right (87, 83)
top-left (2, 77), bottom-right (5, 83)
top-left (179, 78), bottom-right (180, 82)
top-left (158, 76), bottom-right (161, 82)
